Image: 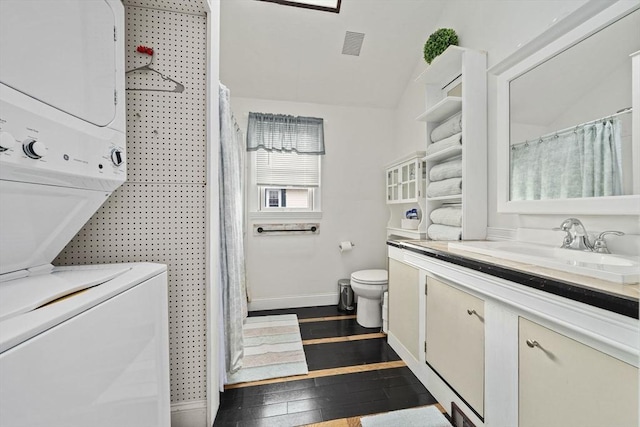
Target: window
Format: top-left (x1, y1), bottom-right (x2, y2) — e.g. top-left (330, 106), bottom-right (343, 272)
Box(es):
top-left (262, 188), bottom-right (311, 209)
top-left (266, 189), bottom-right (282, 207)
top-left (257, 0), bottom-right (341, 13)
top-left (246, 112), bottom-right (324, 217)
top-left (254, 149), bottom-right (320, 213)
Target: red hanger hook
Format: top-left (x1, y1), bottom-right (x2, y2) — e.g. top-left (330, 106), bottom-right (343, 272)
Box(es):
top-left (136, 45), bottom-right (154, 56)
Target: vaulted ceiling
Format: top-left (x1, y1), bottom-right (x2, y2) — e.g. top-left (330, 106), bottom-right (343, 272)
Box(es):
top-left (220, 0), bottom-right (446, 109)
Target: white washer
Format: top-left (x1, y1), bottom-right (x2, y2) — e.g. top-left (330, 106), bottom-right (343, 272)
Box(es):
top-left (0, 1), bottom-right (170, 425)
top-left (0, 264), bottom-right (170, 427)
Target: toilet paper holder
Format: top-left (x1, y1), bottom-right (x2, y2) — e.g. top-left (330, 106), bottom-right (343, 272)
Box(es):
top-left (338, 241), bottom-right (355, 250)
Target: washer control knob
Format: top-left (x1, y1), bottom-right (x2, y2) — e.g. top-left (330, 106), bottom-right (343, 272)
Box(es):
top-left (22, 138), bottom-right (47, 159)
top-left (110, 149), bottom-right (124, 166)
top-left (0, 132), bottom-right (16, 152)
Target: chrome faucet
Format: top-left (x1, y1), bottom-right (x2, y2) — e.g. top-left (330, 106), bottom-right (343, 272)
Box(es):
top-left (555, 218), bottom-right (624, 254)
top-left (556, 218), bottom-right (593, 251)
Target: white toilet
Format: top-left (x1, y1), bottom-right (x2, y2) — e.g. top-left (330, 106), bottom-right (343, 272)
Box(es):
top-left (350, 269), bottom-right (389, 328)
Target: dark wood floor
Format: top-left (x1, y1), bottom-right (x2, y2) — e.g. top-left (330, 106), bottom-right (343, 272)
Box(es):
top-left (213, 305), bottom-right (442, 427)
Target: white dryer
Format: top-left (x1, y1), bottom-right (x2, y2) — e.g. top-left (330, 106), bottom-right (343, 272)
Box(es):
top-left (0, 1), bottom-right (170, 426)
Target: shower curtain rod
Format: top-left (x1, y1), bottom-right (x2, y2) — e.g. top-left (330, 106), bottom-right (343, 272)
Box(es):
top-left (512, 107), bottom-right (632, 149)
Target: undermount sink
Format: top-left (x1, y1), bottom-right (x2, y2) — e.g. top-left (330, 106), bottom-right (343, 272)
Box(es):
top-left (448, 241), bottom-right (640, 285)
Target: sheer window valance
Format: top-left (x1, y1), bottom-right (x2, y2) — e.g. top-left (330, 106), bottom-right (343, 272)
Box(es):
top-left (247, 112), bottom-right (325, 155)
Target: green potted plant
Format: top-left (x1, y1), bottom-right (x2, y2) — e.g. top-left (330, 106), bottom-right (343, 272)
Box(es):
top-left (423, 28), bottom-right (459, 64)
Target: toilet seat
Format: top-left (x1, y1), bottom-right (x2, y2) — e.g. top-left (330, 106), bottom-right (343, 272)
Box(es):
top-left (351, 269), bottom-right (388, 285)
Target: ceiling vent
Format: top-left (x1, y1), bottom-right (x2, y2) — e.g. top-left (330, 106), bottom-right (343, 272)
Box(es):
top-left (342, 31), bottom-right (365, 56)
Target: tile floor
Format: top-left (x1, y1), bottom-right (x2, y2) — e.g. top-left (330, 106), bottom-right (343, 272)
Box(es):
top-left (213, 306), bottom-right (445, 427)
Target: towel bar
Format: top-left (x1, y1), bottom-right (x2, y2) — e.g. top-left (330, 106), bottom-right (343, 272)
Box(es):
top-left (253, 223), bottom-right (320, 236)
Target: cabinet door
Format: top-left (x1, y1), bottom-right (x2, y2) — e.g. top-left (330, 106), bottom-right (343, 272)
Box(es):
top-left (401, 161), bottom-right (417, 201)
top-left (519, 317), bottom-right (638, 427)
top-left (426, 277), bottom-right (484, 416)
top-left (388, 259), bottom-right (420, 360)
top-left (399, 160), bottom-right (418, 202)
top-left (386, 168), bottom-right (399, 203)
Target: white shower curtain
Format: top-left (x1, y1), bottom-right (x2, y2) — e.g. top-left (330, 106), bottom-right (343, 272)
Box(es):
top-left (510, 119), bottom-right (623, 200)
top-left (218, 83), bottom-right (247, 377)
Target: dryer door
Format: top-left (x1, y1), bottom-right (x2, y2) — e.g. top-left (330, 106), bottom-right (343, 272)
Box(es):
top-left (0, 0), bottom-right (117, 127)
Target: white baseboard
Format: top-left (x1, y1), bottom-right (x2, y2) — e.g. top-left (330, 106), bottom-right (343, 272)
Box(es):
top-left (247, 293), bottom-right (338, 311)
top-left (486, 227), bottom-right (516, 241)
top-left (171, 400), bottom-right (207, 427)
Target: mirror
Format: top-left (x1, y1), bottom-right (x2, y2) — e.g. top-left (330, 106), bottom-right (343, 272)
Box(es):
top-left (496, 2), bottom-right (640, 214)
top-left (510, 9), bottom-right (638, 201)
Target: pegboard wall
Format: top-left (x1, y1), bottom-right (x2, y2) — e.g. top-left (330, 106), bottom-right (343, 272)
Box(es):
top-left (124, 0), bottom-right (208, 15)
top-left (55, 5), bottom-right (208, 405)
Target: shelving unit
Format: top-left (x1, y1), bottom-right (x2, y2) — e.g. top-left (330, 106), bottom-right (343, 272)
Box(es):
top-left (415, 96), bottom-right (462, 123)
top-left (416, 45), bottom-right (465, 83)
top-left (385, 151), bottom-right (426, 239)
top-left (423, 145), bottom-right (462, 163)
top-left (415, 46), bottom-right (487, 240)
top-left (426, 195), bottom-right (462, 203)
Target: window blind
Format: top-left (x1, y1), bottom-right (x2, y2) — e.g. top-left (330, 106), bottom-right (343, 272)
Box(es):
top-left (256, 149), bottom-right (320, 187)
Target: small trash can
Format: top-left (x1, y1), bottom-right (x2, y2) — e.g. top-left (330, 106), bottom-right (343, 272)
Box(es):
top-left (337, 278), bottom-right (355, 313)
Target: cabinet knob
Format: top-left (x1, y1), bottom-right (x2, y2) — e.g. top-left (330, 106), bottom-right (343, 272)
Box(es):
top-left (526, 339), bottom-right (540, 348)
top-left (467, 309), bottom-right (476, 315)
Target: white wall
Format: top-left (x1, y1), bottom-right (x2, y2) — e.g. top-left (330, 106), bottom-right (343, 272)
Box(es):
top-left (231, 96), bottom-right (395, 310)
top-left (393, 0), bottom-right (640, 242)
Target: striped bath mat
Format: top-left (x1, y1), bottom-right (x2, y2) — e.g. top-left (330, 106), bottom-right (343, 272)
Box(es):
top-left (226, 314), bottom-right (309, 384)
top-left (361, 405), bottom-right (451, 427)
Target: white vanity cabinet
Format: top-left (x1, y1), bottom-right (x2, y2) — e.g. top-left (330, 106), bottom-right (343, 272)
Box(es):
top-left (385, 152), bottom-right (426, 239)
top-left (388, 259), bottom-right (420, 360)
top-left (519, 317), bottom-right (639, 427)
top-left (415, 46), bottom-right (487, 240)
top-left (425, 276), bottom-right (484, 417)
top-left (387, 244), bottom-right (639, 427)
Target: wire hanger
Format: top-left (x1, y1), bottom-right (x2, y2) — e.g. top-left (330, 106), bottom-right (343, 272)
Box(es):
top-left (126, 45), bottom-right (185, 93)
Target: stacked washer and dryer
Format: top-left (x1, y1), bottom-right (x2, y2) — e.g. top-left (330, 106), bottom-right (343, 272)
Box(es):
top-left (0, 1), bottom-right (170, 426)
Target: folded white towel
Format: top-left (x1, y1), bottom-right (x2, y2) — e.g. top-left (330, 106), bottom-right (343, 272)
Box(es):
top-left (426, 132), bottom-right (462, 156)
top-left (431, 112), bottom-right (462, 143)
top-left (427, 177), bottom-right (462, 198)
top-left (429, 157), bottom-right (462, 181)
top-left (428, 224), bottom-right (462, 241)
top-left (430, 206), bottom-right (462, 227)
